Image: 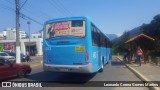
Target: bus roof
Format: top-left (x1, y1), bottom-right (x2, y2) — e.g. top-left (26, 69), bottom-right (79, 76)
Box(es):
top-left (45, 16), bottom-right (90, 24)
top-left (44, 16), bottom-right (111, 41)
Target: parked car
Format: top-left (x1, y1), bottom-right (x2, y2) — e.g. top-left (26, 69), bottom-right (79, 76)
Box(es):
top-left (2, 51), bottom-right (30, 62)
top-left (0, 57), bottom-right (32, 80)
top-left (0, 52), bottom-right (16, 62)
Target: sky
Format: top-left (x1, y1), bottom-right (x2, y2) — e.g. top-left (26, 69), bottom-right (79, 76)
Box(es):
top-left (0, 0), bottom-right (160, 36)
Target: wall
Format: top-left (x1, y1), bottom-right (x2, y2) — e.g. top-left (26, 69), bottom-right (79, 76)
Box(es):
top-left (0, 38), bottom-right (43, 56)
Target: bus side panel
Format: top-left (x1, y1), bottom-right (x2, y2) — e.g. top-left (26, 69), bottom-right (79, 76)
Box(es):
top-left (109, 48), bottom-right (112, 60)
top-left (99, 47), bottom-right (108, 65)
top-left (91, 46), bottom-right (101, 72)
top-left (86, 19), bottom-right (97, 73)
top-left (106, 48), bottom-right (111, 63)
top-left (91, 47), bottom-right (111, 72)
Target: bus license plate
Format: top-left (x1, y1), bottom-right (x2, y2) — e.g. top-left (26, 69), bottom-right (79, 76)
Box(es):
top-left (75, 46), bottom-right (85, 52)
top-left (60, 68), bottom-right (69, 71)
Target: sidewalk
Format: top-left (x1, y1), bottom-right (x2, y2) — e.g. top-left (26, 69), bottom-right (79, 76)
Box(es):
top-left (116, 56), bottom-right (160, 90)
top-left (22, 56), bottom-right (43, 67)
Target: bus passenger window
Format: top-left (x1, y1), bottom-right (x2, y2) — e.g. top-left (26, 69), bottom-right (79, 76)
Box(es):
top-left (92, 24), bottom-right (101, 46)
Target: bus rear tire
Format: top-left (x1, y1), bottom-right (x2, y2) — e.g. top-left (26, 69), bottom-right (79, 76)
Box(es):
top-left (106, 61), bottom-right (109, 64)
top-left (99, 61), bottom-right (104, 73)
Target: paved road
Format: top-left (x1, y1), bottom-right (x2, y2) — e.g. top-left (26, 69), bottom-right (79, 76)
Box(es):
top-left (2, 57), bottom-right (148, 90)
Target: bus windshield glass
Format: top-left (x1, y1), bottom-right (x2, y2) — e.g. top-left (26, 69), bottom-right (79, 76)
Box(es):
top-left (45, 20), bottom-right (85, 39)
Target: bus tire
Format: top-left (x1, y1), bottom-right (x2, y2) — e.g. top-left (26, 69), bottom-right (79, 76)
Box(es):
top-left (99, 60), bottom-right (104, 73)
top-left (106, 61), bottom-right (109, 64)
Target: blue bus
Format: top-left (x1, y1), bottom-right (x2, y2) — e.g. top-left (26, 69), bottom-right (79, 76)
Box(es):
top-left (43, 16), bottom-right (112, 73)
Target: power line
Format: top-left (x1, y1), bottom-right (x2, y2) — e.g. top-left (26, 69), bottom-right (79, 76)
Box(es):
top-left (20, 13), bottom-right (43, 25)
top-left (52, 0), bottom-right (70, 16)
top-left (56, 0), bottom-right (73, 16)
top-left (5, 0), bottom-right (14, 4)
top-left (0, 5), bottom-right (15, 15)
top-left (47, 0), bottom-right (65, 17)
top-left (21, 7), bottom-right (48, 22)
top-left (21, 0), bottom-right (51, 19)
top-left (0, 3), bottom-right (43, 26)
top-left (48, 0), bottom-right (69, 17)
top-left (0, 3), bottom-right (15, 12)
top-left (4, 0), bottom-right (49, 20)
top-left (54, 0), bottom-right (72, 16)
top-left (20, 0), bottom-right (28, 10)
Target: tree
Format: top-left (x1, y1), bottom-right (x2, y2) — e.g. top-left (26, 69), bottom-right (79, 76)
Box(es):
top-left (112, 31), bottom-right (130, 55)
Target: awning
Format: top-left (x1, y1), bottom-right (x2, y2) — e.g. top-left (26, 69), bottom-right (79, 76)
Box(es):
top-left (125, 34), bottom-right (155, 43)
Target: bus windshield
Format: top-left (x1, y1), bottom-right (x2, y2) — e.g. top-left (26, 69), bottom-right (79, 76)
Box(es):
top-left (45, 20), bottom-right (85, 39)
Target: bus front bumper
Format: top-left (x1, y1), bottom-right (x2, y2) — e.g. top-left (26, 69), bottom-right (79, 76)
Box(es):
top-left (43, 63), bottom-right (93, 73)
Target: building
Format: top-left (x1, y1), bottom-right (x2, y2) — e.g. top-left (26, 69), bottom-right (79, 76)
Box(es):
top-left (1, 28), bottom-right (28, 40)
top-left (31, 30), bottom-right (43, 38)
top-left (0, 28), bottom-right (43, 56)
top-left (19, 31), bottom-right (28, 39)
top-left (0, 33), bottom-right (4, 40)
top-left (0, 38), bottom-right (43, 56)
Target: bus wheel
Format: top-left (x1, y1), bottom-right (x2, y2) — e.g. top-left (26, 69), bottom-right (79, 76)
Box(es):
top-left (99, 61), bottom-right (104, 73)
top-left (106, 61), bottom-right (109, 64)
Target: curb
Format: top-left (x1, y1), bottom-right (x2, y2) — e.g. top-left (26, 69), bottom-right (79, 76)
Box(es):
top-left (116, 56), bottom-right (160, 90)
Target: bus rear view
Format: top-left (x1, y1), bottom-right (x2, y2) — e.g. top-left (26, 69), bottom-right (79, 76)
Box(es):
top-left (43, 17), bottom-right (93, 73)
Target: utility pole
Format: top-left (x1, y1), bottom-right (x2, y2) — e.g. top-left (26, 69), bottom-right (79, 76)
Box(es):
top-left (27, 21), bottom-right (31, 56)
top-left (15, 0), bottom-right (21, 63)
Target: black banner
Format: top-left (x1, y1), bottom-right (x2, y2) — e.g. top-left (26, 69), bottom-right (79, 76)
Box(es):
top-left (0, 81), bottom-right (160, 87)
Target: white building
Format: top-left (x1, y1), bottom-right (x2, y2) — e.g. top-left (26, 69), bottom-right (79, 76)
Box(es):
top-left (31, 30), bottom-right (43, 38)
top-left (0, 38), bottom-right (43, 56)
top-left (0, 30), bottom-right (7, 36)
top-left (6, 29), bottom-right (16, 40)
top-left (0, 28), bottom-right (43, 56)
top-left (1, 28), bottom-right (28, 40)
top-left (19, 31), bottom-right (28, 39)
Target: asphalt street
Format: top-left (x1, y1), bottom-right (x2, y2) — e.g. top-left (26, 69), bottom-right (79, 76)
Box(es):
top-left (1, 57), bottom-right (149, 90)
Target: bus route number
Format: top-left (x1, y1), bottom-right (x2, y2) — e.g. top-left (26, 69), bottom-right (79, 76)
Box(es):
top-left (75, 46), bottom-right (85, 52)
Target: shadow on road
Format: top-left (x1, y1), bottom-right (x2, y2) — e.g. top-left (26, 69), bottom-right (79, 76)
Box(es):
top-left (111, 60), bottom-right (124, 66)
top-left (24, 71), bottom-right (97, 85)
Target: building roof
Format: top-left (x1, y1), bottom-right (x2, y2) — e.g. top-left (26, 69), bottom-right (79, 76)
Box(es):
top-left (125, 34), bottom-right (155, 43)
